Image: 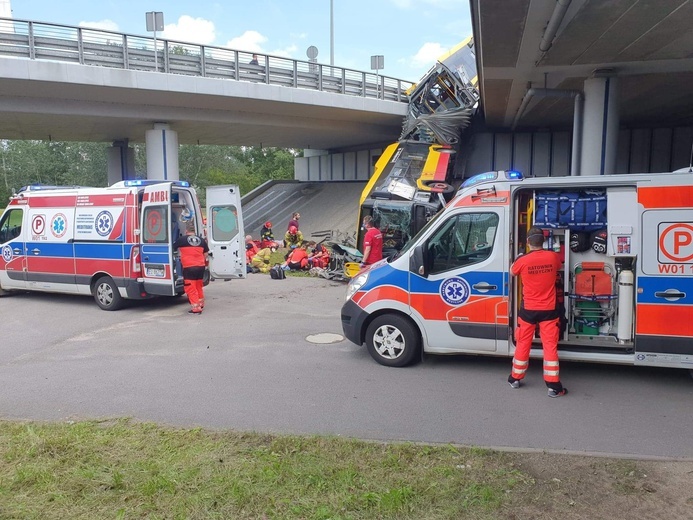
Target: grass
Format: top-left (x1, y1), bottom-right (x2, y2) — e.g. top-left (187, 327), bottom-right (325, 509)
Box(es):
top-left (0, 419), bottom-right (532, 520)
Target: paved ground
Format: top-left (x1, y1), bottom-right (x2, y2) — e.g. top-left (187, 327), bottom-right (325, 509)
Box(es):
top-left (1, 274), bottom-right (692, 460)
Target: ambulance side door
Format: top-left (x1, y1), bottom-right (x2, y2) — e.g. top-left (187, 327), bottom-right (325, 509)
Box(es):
top-left (0, 207), bottom-right (27, 290)
top-left (411, 207), bottom-right (506, 352)
top-left (139, 183), bottom-right (176, 296)
top-left (637, 207), bottom-right (693, 361)
top-left (206, 185), bottom-right (245, 279)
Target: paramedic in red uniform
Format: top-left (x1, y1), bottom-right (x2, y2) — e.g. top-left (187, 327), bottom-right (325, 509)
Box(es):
top-left (361, 215), bottom-right (383, 266)
top-left (508, 226), bottom-right (568, 397)
top-left (173, 220), bottom-right (209, 315)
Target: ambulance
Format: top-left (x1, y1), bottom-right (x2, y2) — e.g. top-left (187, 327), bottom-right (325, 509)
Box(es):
top-left (0, 180), bottom-right (245, 309)
top-left (341, 169), bottom-right (693, 373)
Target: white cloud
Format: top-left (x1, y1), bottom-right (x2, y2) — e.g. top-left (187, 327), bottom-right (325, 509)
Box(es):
top-left (78, 19), bottom-right (119, 32)
top-left (411, 42), bottom-right (446, 68)
top-left (270, 44), bottom-right (298, 59)
top-left (161, 15), bottom-right (216, 45)
top-left (225, 31), bottom-right (267, 53)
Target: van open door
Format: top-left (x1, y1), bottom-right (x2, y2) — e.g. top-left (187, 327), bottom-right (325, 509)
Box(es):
top-left (206, 185), bottom-right (246, 279)
top-left (140, 183), bottom-right (176, 296)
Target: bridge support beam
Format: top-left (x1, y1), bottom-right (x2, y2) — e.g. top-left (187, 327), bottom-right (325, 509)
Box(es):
top-left (107, 139), bottom-right (135, 185)
top-left (146, 123), bottom-right (179, 181)
top-left (580, 75), bottom-right (619, 176)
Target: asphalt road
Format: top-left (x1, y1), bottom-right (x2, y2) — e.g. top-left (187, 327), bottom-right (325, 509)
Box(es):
top-left (1, 274), bottom-right (691, 459)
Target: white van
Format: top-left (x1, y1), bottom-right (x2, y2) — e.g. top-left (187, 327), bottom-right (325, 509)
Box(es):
top-left (342, 169), bottom-right (693, 373)
top-left (0, 180), bottom-right (245, 309)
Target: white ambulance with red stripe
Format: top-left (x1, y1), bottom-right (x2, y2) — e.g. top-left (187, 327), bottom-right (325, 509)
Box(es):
top-left (0, 180), bottom-right (245, 309)
top-left (342, 169), bottom-right (693, 374)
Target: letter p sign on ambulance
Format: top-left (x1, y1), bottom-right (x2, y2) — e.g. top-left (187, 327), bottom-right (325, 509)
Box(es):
top-left (659, 223), bottom-right (693, 263)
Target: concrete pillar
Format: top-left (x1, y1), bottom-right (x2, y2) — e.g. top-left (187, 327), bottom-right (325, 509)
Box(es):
top-left (107, 139), bottom-right (135, 185)
top-left (580, 75), bottom-right (619, 175)
top-left (145, 123), bottom-right (179, 181)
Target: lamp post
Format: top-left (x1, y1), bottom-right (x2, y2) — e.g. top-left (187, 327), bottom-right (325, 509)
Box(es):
top-left (145, 11), bottom-right (164, 71)
top-left (330, 0), bottom-right (334, 68)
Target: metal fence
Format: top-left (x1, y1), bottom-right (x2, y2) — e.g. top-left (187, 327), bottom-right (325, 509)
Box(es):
top-left (0, 17), bottom-right (413, 102)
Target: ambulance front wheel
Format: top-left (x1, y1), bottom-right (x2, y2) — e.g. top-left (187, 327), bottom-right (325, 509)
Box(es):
top-left (365, 314), bottom-right (421, 367)
top-left (93, 276), bottom-right (124, 311)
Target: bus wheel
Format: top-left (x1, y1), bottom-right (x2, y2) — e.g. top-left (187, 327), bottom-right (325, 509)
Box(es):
top-left (365, 314), bottom-right (421, 367)
top-left (93, 276), bottom-right (124, 311)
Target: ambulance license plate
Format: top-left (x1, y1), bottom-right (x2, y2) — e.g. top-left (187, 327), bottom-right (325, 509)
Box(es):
top-left (146, 266), bottom-right (165, 278)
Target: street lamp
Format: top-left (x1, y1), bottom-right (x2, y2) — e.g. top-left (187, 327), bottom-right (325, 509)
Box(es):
top-left (145, 11), bottom-right (164, 71)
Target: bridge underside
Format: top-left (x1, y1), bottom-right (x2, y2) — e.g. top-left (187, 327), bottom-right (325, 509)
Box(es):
top-left (0, 57), bottom-right (406, 151)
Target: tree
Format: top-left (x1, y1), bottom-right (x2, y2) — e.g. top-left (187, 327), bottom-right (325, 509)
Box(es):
top-left (0, 140), bottom-right (301, 208)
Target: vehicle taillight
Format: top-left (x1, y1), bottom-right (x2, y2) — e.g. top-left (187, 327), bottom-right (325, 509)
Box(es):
top-left (132, 246), bottom-right (141, 273)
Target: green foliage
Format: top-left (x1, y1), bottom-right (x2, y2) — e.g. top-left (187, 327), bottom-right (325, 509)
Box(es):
top-left (0, 140), bottom-right (301, 209)
top-left (0, 140), bottom-right (108, 205)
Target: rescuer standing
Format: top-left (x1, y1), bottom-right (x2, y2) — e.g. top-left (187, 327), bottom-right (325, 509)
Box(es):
top-left (360, 215), bottom-right (383, 267)
top-left (173, 220), bottom-right (210, 314)
top-left (508, 226), bottom-right (568, 397)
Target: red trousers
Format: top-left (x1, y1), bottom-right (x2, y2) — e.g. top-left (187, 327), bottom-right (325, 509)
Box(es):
top-left (184, 279), bottom-right (204, 313)
top-left (511, 316), bottom-right (560, 383)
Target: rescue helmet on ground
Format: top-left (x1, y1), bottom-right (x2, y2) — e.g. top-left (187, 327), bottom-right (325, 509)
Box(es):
top-left (289, 225), bottom-right (298, 234)
top-left (264, 221), bottom-right (272, 228)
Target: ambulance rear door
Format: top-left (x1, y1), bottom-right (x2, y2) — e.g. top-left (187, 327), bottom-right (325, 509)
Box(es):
top-left (140, 183), bottom-right (176, 296)
top-left (206, 185), bottom-right (245, 279)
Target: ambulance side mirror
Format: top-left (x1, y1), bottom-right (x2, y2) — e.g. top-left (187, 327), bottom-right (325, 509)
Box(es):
top-left (410, 244), bottom-right (429, 278)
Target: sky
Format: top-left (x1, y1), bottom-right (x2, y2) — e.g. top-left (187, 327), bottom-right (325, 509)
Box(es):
top-left (6, 0), bottom-right (472, 82)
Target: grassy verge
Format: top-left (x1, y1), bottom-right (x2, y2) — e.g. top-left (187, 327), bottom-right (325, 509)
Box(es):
top-left (0, 419), bottom-right (522, 519)
top-left (0, 419), bottom-right (661, 520)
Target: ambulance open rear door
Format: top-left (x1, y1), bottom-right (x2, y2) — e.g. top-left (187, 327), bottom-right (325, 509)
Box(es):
top-left (206, 185), bottom-right (245, 279)
top-left (140, 183), bottom-right (176, 296)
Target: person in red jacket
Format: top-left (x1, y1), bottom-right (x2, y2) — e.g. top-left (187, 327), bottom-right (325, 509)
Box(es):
top-left (173, 220), bottom-right (209, 315)
top-left (245, 235), bottom-right (259, 265)
top-left (361, 215), bottom-right (383, 266)
top-left (283, 241), bottom-right (310, 270)
top-left (508, 226), bottom-right (567, 397)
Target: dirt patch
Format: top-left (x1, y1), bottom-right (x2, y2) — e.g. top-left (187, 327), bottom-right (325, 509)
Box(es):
top-left (504, 453), bottom-right (693, 519)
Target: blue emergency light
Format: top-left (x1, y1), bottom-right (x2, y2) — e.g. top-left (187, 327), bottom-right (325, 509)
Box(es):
top-left (123, 179), bottom-right (190, 187)
top-left (461, 170), bottom-right (524, 188)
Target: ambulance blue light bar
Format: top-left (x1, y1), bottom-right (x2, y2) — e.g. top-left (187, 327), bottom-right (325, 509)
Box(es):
top-left (461, 170), bottom-right (523, 189)
top-left (124, 180), bottom-right (190, 187)
top-left (18, 184), bottom-right (80, 193)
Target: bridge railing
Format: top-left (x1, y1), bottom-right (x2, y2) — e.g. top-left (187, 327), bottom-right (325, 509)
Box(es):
top-left (0, 17), bottom-right (414, 102)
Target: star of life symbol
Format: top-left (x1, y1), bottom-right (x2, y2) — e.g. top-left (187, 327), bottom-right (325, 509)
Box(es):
top-left (187, 235), bottom-right (202, 246)
top-left (2, 245), bottom-right (12, 262)
top-left (440, 276), bottom-right (471, 306)
top-left (51, 213), bottom-right (67, 238)
top-left (95, 210), bottom-right (114, 237)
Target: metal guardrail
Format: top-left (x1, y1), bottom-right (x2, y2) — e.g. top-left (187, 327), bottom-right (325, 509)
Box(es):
top-left (0, 17), bottom-right (414, 102)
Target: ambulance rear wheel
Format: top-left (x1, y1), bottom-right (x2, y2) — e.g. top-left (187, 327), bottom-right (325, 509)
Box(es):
top-left (365, 314), bottom-right (420, 367)
top-left (93, 276), bottom-right (124, 311)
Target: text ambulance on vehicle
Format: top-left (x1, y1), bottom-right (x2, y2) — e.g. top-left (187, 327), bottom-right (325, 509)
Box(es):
top-left (342, 169), bottom-right (693, 375)
top-left (0, 180), bottom-right (245, 309)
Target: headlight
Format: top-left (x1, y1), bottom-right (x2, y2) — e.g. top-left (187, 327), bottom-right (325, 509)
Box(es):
top-left (345, 272), bottom-right (369, 301)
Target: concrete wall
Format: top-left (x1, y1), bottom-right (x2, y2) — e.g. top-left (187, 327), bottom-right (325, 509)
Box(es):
top-left (295, 125), bottom-right (693, 182)
top-left (295, 148), bottom-right (383, 181)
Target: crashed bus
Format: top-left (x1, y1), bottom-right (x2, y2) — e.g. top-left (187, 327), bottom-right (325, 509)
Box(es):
top-left (357, 37), bottom-right (479, 258)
